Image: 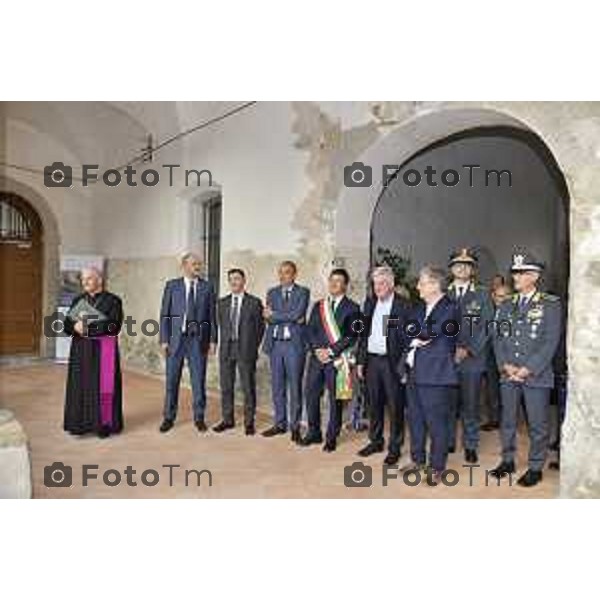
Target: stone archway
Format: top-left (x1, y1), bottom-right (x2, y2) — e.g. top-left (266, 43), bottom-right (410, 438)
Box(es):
top-left (331, 105), bottom-right (600, 498)
top-left (369, 125), bottom-right (569, 297)
top-left (0, 177), bottom-right (60, 358)
top-left (334, 107), bottom-right (557, 281)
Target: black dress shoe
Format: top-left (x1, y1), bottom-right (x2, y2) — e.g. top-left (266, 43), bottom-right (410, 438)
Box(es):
top-left (245, 424), bottom-right (256, 436)
top-left (97, 427), bottom-right (111, 439)
top-left (481, 421), bottom-right (500, 432)
top-left (291, 429), bottom-right (302, 444)
top-left (489, 461), bottom-right (516, 479)
top-left (213, 421), bottom-right (235, 433)
top-left (299, 433), bottom-right (323, 446)
top-left (357, 442), bottom-right (385, 457)
top-left (464, 449), bottom-right (478, 464)
top-left (261, 425), bottom-right (287, 437)
top-left (517, 469), bottom-right (543, 487)
top-left (383, 453), bottom-right (400, 466)
top-left (447, 445), bottom-right (456, 454)
top-left (159, 419), bottom-right (174, 433)
top-left (195, 420), bottom-right (208, 432)
top-left (323, 439), bottom-right (337, 452)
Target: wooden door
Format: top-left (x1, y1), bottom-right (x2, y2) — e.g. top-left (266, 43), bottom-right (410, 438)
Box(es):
top-left (0, 194), bottom-right (42, 355)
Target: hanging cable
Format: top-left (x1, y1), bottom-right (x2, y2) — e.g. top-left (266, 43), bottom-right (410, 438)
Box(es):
top-left (0, 100), bottom-right (258, 177)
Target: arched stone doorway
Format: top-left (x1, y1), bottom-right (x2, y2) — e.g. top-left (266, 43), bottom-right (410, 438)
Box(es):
top-left (0, 179), bottom-right (60, 358)
top-left (0, 193), bottom-right (43, 354)
top-left (333, 106), bottom-right (586, 496)
top-left (369, 125), bottom-right (569, 298)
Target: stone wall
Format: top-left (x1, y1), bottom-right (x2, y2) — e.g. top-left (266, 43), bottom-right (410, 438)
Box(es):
top-left (100, 102), bottom-right (600, 497)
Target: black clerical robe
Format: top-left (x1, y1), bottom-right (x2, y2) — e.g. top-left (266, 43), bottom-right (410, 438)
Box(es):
top-left (63, 291), bottom-right (124, 435)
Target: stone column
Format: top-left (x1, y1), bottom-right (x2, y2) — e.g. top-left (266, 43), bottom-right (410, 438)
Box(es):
top-left (0, 409), bottom-right (32, 499)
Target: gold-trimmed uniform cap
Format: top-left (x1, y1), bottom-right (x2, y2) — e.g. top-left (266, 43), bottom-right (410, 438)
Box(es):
top-left (449, 247), bottom-right (477, 267)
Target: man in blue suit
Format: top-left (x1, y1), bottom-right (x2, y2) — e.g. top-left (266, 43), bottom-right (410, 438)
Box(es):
top-left (262, 260), bottom-right (310, 443)
top-left (159, 252), bottom-right (217, 433)
top-left (403, 265), bottom-right (459, 485)
top-left (299, 268), bottom-right (360, 452)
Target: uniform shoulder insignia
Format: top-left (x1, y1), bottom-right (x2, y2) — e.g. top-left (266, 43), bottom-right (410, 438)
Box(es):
top-left (542, 293), bottom-right (560, 302)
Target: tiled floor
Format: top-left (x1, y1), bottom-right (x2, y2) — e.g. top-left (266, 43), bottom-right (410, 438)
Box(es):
top-left (0, 363), bottom-right (559, 498)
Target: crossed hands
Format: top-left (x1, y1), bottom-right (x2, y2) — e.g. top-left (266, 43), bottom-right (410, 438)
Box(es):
top-left (315, 348), bottom-right (332, 364)
top-left (502, 363), bottom-right (532, 382)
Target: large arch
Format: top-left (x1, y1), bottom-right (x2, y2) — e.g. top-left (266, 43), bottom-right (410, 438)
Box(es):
top-left (369, 124), bottom-right (569, 295)
top-left (334, 107), bottom-right (572, 285)
top-left (332, 105), bottom-right (581, 496)
top-left (0, 176), bottom-right (60, 357)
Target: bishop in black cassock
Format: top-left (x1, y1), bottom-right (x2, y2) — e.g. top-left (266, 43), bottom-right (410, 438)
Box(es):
top-left (63, 268), bottom-right (124, 438)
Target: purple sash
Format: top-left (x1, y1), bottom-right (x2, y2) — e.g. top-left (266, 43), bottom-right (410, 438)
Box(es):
top-left (98, 336), bottom-right (117, 427)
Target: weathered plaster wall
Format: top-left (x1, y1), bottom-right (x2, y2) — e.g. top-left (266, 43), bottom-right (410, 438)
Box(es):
top-left (6, 101), bottom-right (596, 497)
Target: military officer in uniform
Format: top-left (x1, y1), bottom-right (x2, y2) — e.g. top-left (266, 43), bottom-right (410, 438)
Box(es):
top-left (490, 252), bottom-right (562, 487)
top-left (447, 248), bottom-right (494, 464)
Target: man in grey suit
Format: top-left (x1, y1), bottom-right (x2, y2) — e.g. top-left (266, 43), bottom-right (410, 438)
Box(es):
top-left (490, 252), bottom-right (562, 487)
top-left (262, 260), bottom-right (310, 443)
top-left (213, 268), bottom-right (265, 436)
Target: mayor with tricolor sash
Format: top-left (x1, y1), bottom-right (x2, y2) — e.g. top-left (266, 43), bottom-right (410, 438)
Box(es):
top-left (300, 268), bottom-right (360, 452)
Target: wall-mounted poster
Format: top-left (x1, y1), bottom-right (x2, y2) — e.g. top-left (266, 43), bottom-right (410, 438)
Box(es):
top-left (55, 255), bottom-right (105, 362)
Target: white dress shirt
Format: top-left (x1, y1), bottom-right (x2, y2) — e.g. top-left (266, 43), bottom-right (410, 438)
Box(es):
top-left (229, 292), bottom-right (245, 339)
top-left (367, 294), bottom-right (394, 355)
top-left (452, 280), bottom-right (473, 299)
top-left (405, 295), bottom-right (442, 369)
top-left (273, 284), bottom-right (294, 340)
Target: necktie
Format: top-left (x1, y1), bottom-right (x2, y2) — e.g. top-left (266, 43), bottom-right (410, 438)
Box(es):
top-left (230, 295), bottom-right (240, 341)
top-left (519, 295), bottom-right (528, 312)
top-left (330, 298), bottom-right (336, 313)
top-left (186, 280), bottom-right (196, 331)
top-left (283, 288), bottom-right (291, 306)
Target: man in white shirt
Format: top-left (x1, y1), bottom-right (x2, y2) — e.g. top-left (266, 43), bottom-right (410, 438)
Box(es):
top-left (356, 266), bottom-right (409, 466)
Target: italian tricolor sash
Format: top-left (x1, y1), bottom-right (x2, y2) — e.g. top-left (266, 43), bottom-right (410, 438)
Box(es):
top-left (320, 298), bottom-right (354, 400)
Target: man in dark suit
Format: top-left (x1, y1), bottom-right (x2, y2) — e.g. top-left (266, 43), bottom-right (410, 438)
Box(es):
top-left (213, 268), bottom-right (265, 435)
top-left (262, 260), bottom-right (310, 443)
top-left (299, 268), bottom-right (360, 452)
top-left (356, 265), bottom-right (409, 466)
top-left (158, 252), bottom-right (216, 433)
top-left (404, 265), bottom-right (459, 485)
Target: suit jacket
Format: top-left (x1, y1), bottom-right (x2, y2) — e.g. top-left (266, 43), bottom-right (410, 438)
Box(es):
top-left (217, 292), bottom-right (265, 362)
top-left (409, 294), bottom-right (459, 386)
top-left (357, 293), bottom-right (409, 369)
top-left (263, 283), bottom-right (310, 355)
top-left (447, 282), bottom-right (495, 373)
top-left (159, 277), bottom-right (217, 350)
top-left (306, 296), bottom-right (361, 358)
